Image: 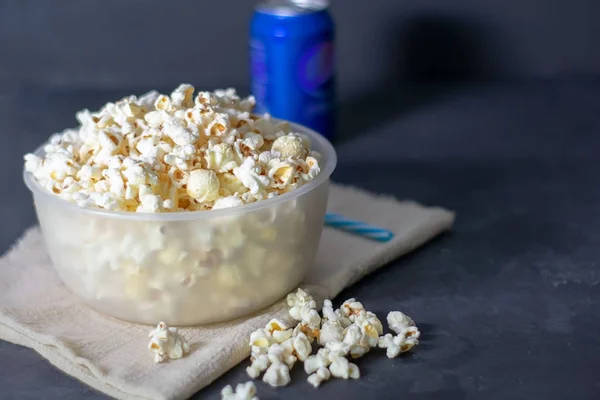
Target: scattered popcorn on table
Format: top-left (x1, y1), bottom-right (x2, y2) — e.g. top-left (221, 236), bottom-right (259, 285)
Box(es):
top-left (235, 289), bottom-right (422, 390)
top-left (147, 321), bottom-right (190, 363)
top-left (221, 381), bottom-right (259, 400)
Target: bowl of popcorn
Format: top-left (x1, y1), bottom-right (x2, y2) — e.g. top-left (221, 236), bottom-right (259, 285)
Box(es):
top-left (23, 85), bottom-right (336, 326)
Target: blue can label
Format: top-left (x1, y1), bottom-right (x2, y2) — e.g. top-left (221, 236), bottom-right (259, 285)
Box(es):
top-left (250, 39), bottom-right (268, 114)
top-left (298, 40), bottom-right (334, 97)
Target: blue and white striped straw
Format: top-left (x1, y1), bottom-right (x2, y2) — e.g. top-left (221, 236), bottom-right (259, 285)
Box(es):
top-left (324, 213), bottom-right (394, 242)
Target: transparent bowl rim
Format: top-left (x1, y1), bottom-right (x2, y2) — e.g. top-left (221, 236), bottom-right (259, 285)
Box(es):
top-left (23, 120), bottom-right (337, 221)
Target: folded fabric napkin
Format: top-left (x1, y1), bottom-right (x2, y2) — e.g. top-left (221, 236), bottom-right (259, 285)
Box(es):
top-left (0, 183), bottom-right (454, 400)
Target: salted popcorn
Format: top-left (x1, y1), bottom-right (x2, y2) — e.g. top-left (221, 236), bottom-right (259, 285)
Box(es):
top-left (307, 367), bottom-right (331, 388)
top-left (147, 322), bottom-right (190, 363)
top-left (304, 348), bottom-right (333, 374)
top-left (318, 320), bottom-right (344, 346)
top-left (221, 381), bottom-right (259, 400)
top-left (24, 85), bottom-right (322, 213)
top-left (262, 361), bottom-right (291, 387)
top-left (271, 134), bottom-right (306, 160)
top-left (236, 290), bottom-right (422, 392)
top-left (246, 354), bottom-right (270, 379)
top-left (329, 356), bottom-right (360, 380)
top-left (186, 169), bottom-right (220, 202)
top-left (287, 288), bottom-right (318, 322)
top-left (377, 328), bottom-right (420, 358)
top-left (292, 332), bottom-right (312, 362)
top-left (386, 311), bottom-right (415, 334)
top-left (341, 298), bottom-right (365, 320)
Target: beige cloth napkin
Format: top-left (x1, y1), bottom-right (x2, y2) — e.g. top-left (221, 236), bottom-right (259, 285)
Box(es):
top-left (0, 183), bottom-right (454, 400)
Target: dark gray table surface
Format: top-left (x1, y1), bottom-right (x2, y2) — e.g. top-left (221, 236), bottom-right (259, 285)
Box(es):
top-left (1, 80), bottom-right (599, 399)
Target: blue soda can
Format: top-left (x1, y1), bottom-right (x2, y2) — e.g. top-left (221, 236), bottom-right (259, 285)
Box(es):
top-left (250, 0), bottom-right (335, 140)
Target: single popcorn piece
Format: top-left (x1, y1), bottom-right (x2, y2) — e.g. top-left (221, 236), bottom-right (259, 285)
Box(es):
top-left (325, 340), bottom-right (351, 358)
top-left (328, 356), bottom-right (360, 380)
top-left (212, 195), bottom-right (244, 210)
top-left (292, 332), bottom-right (312, 362)
top-left (205, 143), bottom-right (238, 172)
top-left (186, 169), bottom-right (220, 202)
top-left (322, 299), bottom-right (352, 328)
top-left (246, 354), bottom-right (269, 379)
top-left (304, 348), bottom-right (332, 374)
top-left (293, 322), bottom-right (320, 343)
top-left (318, 320), bottom-right (344, 346)
top-left (221, 381), bottom-right (259, 400)
top-left (233, 157), bottom-right (270, 195)
top-left (265, 318), bottom-right (293, 343)
top-left (377, 331), bottom-right (420, 358)
top-left (147, 321), bottom-right (190, 363)
top-left (249, 328), bottom-right (273, 350)
top-left (262, 361), bottom-right (291, 387)
top-left (307, 367), bottom-right (331, 388)
top-left (271, 134), bottom-right (307, 159)
top-left (341, 298), bottom-right (365, 320)
top-left (387, 311), bottom-right (416, 335)
top-left (354, 310), bottom-right (384, 336)
top-left (342, 324), bottom-right (371, 359)
top-left (287, 288), bottom-right (317, 321)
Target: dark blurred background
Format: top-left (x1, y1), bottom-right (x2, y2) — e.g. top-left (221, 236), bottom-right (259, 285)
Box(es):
top-left (3, 0), bottom-right (600, 89)
top-left (2, 0), bottom-right (599, 142)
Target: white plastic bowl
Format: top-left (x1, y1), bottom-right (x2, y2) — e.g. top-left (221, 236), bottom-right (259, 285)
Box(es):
top-left (24, 122), bottom-right (336, 326)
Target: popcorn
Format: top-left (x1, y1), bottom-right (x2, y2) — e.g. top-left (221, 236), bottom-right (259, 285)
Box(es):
top-left (287, 288), bottom-right (317, 320)
top-left (354, 311), bottom-right (384, 336)
top-left (267, 160), bottom-right (296, 189)
top-left (242, 131), bottom-right (264, 151)
top-left (271, 134), bottom-right (306, 159)
top-left (265, 319), bottom-right (293, 343)
top-left (170, 83), bottom-right (195, 108)
top-left (377, 331), bottom-right (420, 358)
top-left (220, 381), bottom-right (259, 400)
top-left (207, 114), bottom-right (231, 136)
top-left (212, 195), bottom-right (244, 210)
top-left (292, 332), bottom-right (312, 361)
top-left (293, 322), bottom-right (320, 343)
top-left (233, 157), bottom-right (270, 195)
top-left (147, 321), bottom-right (190, 363)
top-left (138, 194), bottom-right (164, 213)
top-left (342, 325), bottom-right (370, 359)
top-left (205, 143), bottom-right (238, 172)
top-left (218, 173), bottom-right (247, 196)
top-left (186, 169), bottom-right (220, 202)
top-left (328, 356), bottom-right (360, 380)
top-left (163, 118), bottom-right (200, 146)
top-left (249, 328), bottom-right (273, 350)
top-left (154, 94), bottom-right (172, 111)
top-left (318, 320), bottom-right (344, 346)
top-left (302, 156), bottom-right (321, 181)
top-left (325, 340), bottom-right (351, 358)
top-left (341, 298), bottom-right (365, 320)
top-left (304, 348), bottom-right (332, 374)
top-left (25, 85), bottom-right (320, 214)
top-left (307, 367), bottom-right (331, 388)
top-left (237, 291), bottom-right (424, 393)
top-left (386, 311), bottom-right (415, 334)
top-left (246, 354), bottom-right (269, 379)
top-left (262, 360), bottom-right (291, 387)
